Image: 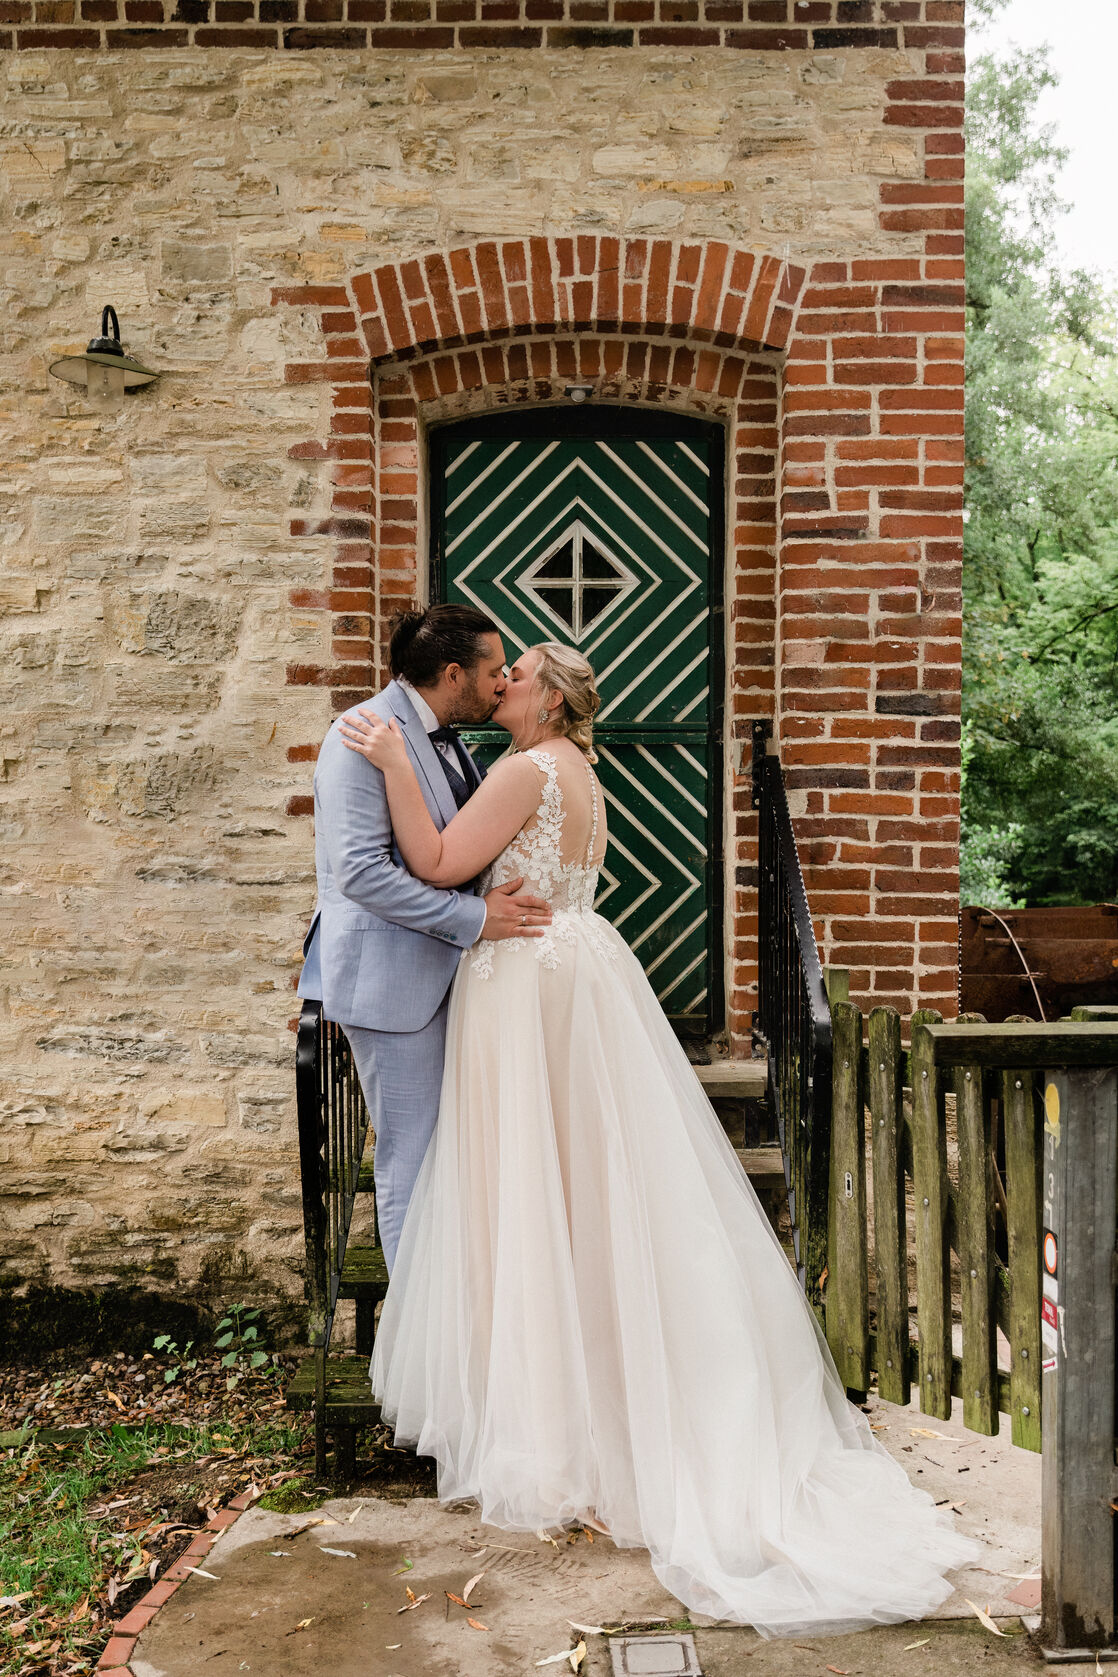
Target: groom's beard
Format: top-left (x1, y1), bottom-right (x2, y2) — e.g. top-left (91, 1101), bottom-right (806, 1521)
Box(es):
top-left (447, 672), bottom-right (501, 727)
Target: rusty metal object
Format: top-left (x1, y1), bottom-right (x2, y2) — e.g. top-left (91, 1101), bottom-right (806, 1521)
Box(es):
top-left (960, 905), bottom-right (1118, 1022)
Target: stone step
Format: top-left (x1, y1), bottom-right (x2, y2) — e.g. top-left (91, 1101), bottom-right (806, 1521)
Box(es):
top-left (286, 1354), bottom-right (381, 1425)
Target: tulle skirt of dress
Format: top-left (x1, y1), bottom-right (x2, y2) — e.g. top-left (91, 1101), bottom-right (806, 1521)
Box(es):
top-left (369, 913), bottom-right (978, 1636)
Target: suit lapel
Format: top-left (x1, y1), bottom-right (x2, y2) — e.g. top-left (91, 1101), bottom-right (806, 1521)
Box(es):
top-left (385, 680), bottom-right (459, 829)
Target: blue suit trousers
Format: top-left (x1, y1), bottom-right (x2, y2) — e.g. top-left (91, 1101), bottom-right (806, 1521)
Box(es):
top-left (343, 997), bottom-right (449, 1274)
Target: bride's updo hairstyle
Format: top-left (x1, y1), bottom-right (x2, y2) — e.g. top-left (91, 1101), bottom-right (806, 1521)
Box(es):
top-left (532, 642), bottom-right (601, 763)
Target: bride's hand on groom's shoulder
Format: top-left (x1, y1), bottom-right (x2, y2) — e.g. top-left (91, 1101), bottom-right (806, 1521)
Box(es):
top-left (338, 708), bottom-right (407, 770)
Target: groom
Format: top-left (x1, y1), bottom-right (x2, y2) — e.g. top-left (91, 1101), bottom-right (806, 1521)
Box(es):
top-left (298, 602), bottom-right (551, 1270)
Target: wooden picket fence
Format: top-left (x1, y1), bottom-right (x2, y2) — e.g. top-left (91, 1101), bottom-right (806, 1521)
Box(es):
top-left (824, 1003), bottom-right (1045, 1451)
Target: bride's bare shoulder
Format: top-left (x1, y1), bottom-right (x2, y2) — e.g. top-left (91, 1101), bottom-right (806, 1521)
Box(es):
top-left (483, 751), bottom-right (550, 784)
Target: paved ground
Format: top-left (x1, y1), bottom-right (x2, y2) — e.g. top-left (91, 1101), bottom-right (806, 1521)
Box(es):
top-left (129, 1392), bottom-right (1045, 1677)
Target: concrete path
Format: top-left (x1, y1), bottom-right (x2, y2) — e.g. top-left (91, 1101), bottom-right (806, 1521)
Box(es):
top-left (128, 1393), bottom-right (1045, 1677)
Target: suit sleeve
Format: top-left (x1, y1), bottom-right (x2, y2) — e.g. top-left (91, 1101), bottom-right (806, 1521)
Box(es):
top-left (315, 726), bottom-right (487, 949)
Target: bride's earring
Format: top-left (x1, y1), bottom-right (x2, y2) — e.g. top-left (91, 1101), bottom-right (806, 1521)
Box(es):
top-left (536, 705), bottom-right (550, 725)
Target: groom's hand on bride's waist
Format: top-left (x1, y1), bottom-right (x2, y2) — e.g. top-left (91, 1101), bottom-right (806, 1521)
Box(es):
top-left (480, 878), bottom-right (552, 941)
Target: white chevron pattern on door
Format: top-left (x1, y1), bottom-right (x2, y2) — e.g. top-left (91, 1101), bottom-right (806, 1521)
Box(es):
top-left (434, 416), bottom-right (723, 1033)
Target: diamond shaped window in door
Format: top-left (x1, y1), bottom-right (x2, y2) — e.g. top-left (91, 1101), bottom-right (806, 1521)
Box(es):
top-left (520, 521), bottom-right (637, 641)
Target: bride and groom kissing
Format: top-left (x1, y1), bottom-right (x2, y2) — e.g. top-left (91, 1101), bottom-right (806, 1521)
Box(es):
top-left (298, 602), bottom-right (976, 1633)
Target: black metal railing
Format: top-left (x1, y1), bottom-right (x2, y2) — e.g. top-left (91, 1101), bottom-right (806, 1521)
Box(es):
top-left (295, 999), bottom-right (371, 1473)
top-left (752, 721), bottom-right (834, 1304)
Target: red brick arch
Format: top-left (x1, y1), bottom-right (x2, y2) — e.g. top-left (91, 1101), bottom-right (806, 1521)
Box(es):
top-left (275, 231), bottom-right (966, 1033)
top-left (310, 237), bottom-right (804, 367)
top-left (275, 235), bottom-right (803, 699)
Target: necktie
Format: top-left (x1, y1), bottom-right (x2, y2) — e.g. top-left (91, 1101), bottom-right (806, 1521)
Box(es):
top-left (429, 725), bottom-right (476, 811)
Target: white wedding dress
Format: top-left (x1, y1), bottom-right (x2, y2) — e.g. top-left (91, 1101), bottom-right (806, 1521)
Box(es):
top-left (370, 746), bottom-right (976, 1635)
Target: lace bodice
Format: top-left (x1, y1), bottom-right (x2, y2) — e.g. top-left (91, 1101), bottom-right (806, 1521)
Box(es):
top-left (469, 747), bottom-right (616, 976)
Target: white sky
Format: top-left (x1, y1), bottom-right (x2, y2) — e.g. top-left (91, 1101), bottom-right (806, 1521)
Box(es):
top-left (972, 0), bottom-right (1118, 280)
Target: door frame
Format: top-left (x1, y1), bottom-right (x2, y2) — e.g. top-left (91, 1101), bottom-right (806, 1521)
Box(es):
top-left (427, 403), bottom-right (727, 1039)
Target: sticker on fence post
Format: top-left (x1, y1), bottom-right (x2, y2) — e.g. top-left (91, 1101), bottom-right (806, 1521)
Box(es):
top-left (1041, 1230), bottom-right (1060, 1357)
top-left (1043, 1229), bottom-right (1058, 1280)
top-left (1044, 1082), bottom-right (1061, 1143)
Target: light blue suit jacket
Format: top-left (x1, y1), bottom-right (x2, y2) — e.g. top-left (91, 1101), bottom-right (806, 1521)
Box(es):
top-left (297, 679), bottom-right (487, 1032)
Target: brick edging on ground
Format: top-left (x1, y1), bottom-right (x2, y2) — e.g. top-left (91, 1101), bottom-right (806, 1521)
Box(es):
top-left (94, 1489), bottom-right (256, 1675)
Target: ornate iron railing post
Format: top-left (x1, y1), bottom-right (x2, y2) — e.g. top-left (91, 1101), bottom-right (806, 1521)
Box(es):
top-left (752, 721), bottom-right (834, 1305)
top-left (294, 999), bottom-right (371, 1477)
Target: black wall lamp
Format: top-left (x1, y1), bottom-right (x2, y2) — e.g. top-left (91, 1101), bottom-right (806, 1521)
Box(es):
top-left (49, 306), bottom-right (158, 403)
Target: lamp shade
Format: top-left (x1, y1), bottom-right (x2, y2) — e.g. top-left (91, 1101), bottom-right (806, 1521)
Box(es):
top-left (49, 305), bottom-right (157, 391)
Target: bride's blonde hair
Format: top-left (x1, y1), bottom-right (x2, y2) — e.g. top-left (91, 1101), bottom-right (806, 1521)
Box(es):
top-left (532, 643), bottom-right (601, 763)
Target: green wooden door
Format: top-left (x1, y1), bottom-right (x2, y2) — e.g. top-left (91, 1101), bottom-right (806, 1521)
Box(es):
top-left (431, 409), bottom-right (724, 1035)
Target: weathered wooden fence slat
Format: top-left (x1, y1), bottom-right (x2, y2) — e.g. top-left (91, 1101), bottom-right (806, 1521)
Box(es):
top-left (1001, 1067), bottom-right (1042, 1451)
top-left (954, 1061), bottom-right (998, 1435)
top-left (1040, 1067), bottom-right (1118, 1652)
top-left (826, 1001), bottom-right (869, 1393)
top-left (909, 1011), bottom-right (953, 1420)
top-left (867, 1006), bottom-right (909, 1407)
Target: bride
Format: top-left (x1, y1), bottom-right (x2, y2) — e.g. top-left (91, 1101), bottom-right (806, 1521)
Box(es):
top-left (337, 641), bottom-right (977, 1636)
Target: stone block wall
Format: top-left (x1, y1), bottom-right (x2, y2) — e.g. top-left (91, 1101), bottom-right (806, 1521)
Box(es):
top-left (0, 0), bottom-right (964, 1307)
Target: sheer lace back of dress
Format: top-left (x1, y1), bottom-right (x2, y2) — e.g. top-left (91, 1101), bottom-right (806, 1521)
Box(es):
top-left (470, 747), bottom-right (614, 975)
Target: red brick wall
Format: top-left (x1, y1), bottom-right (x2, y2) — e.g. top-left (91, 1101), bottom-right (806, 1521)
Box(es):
top-left (1, 0), bottom-right (961, 55)
top-left (276, 112), bottom-right (965, 1036)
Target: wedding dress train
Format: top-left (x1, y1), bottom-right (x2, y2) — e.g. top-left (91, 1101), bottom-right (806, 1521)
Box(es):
top-left (369, 747), bottom-right (976, 1635)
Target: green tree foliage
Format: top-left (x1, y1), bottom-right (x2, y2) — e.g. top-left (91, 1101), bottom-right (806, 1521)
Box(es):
top-left (964, 29), bottom-right (1118, 905)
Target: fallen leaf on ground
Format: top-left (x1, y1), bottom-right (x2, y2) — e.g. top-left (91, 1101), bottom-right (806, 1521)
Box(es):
top-left (570, 1640), bottom-right (587, 1672)
top-left (910, 1428), bottom-right (949, 1439)
top-left (184, 1567), bottom-right (221, 1580)
top-left (903, 1638), bottom-right (931, 1650)
top-left (446, 1592), bottom-right (470, 1609)
top-left (347, 1507), bottom-right (360, 1522)
top-left (467, 1617), bottom-right (489, 1631)
top-left (569, 1622), bottom-right (606, 1635)
top-left (394, 1558), bottom-right (413, 1574)
top-left (463, 1567), bottom-right (488, 1604)
top-left (964, 1599), bottom-right (1008, 1637)
top-left (825, 1666), bottom-right (850, 1674)
top-left (286, 1618), bottom-right (315, 1635)
top-left (537, 1649), bottom-right (575, 1667)
top-left (536, 1528), bottom-right (559, 1549)
top-left (385, 1645), bottom-right (401, 1651)
top-left (396, 1592), bottom-right (431, 1614)
top-left (0, 1593), bottom-right (32, 1609)
top-left (319, 1547), bottom-right (357, 1558)
top-left (269, 1551), bottom-right (292, 1558)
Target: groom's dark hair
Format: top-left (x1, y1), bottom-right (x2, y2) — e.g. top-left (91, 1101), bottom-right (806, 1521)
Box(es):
top-left (389, 603), bottom-right (500, 687)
